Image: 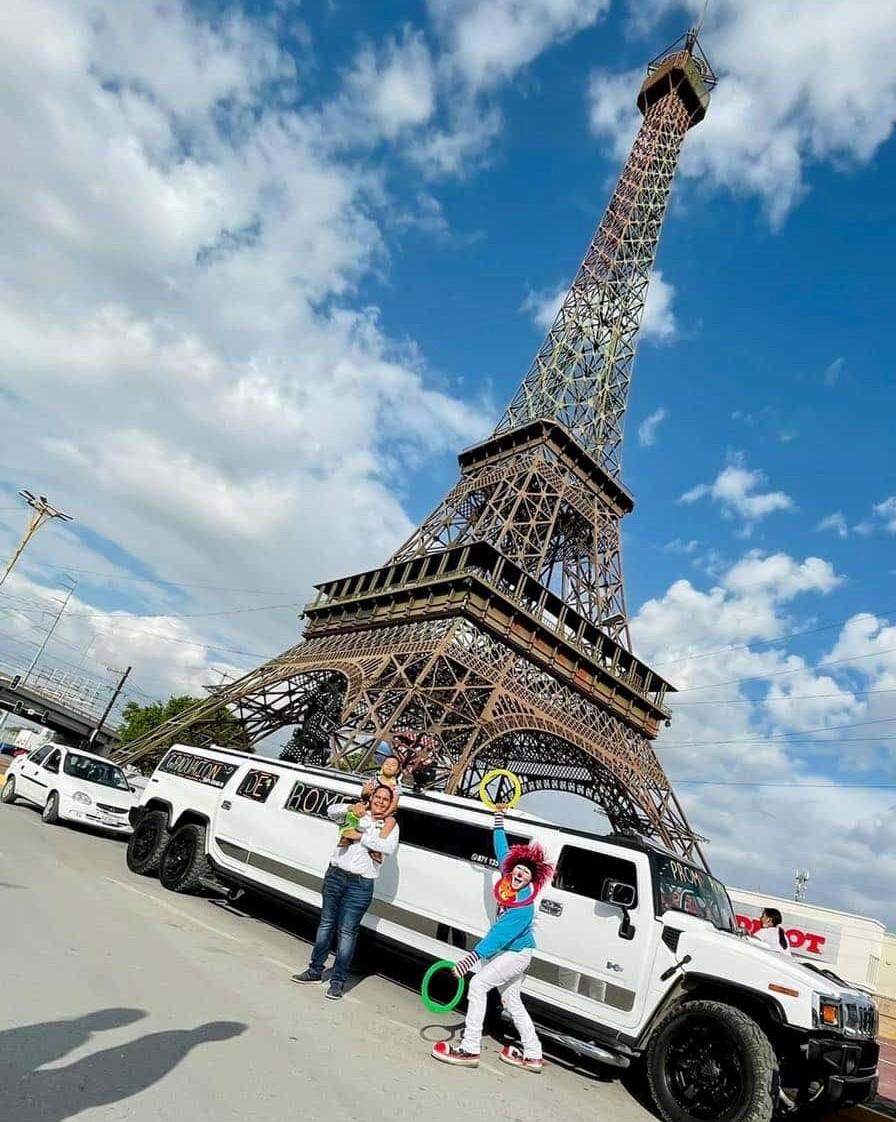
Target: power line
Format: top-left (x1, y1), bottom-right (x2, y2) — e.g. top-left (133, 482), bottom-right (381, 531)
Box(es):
top-left (658, 713), bottom-right (896, 747)
top-left (660, 735), bottom-right (896, 749)
top-left (674, 644), bottom-right (896, 693)
top-left (675, 779), bottom-right (896, 789)
top-left (23, 561), bottom-right (295, 596)
top-left (674, 686), bottom-right (896, 707)
top-left (0, 586), bottom-right (301, 621)
top-left (653, 605), bottom-right (896, 670)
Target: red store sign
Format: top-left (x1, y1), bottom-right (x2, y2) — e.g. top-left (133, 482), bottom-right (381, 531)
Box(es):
top-left (734, 911), bottom-right (842, 962)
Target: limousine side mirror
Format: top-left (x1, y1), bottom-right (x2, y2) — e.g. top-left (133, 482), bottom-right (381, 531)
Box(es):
top-left (602, 878), bottom-right (636, 941)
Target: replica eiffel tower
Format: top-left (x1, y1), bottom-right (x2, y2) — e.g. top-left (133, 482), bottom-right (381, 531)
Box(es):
top-left (115, 31), bottom-right (716, 866)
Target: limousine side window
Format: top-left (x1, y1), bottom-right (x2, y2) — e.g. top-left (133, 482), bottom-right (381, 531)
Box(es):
top-left (236, 770), bottom-right (279, 803)
top-left (398, 807), bottom-right (527, 867)
top-left (552, 845), bottom-right (638, 904)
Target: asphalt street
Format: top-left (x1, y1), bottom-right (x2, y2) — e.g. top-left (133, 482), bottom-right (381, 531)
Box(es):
top-left (0, 798), bottom-right (657, 1122)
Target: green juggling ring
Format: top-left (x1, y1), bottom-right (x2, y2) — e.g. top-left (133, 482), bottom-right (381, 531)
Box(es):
top-left (421, 959), bottom-right (466, 1013)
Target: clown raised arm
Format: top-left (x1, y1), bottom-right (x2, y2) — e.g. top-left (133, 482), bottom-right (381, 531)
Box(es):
top-left (431, 806), bottom-right (554, 1074)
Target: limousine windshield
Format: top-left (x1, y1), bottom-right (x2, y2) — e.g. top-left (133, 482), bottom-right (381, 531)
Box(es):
top-left (651, 852), bottom-right (736, 933)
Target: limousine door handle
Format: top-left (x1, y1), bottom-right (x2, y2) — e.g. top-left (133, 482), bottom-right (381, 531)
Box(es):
top-left (221, 800), bottom-right (232, 811)
top-left (539, 898), bottom-right (563, 917)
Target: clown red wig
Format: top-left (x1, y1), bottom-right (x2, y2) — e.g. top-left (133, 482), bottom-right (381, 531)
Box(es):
top-left (500, 842), bottom-right (555, 896)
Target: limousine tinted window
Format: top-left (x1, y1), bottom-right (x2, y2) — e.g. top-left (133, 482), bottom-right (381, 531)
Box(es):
top-left (398, 807), bottom-right (527, 867)
top-left (552, 845), bottom-right (638, 903)
top-left (157, 749), bottom-right (238, 789)
top-left (236, 770), bottom-right (279, 803)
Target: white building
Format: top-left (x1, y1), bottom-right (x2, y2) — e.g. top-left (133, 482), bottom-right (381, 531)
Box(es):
top-left (729, 886), bottom-right (886, 992)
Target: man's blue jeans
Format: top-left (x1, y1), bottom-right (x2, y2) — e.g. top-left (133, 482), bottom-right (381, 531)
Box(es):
top-left (309, 866), bottom-right (375, 985)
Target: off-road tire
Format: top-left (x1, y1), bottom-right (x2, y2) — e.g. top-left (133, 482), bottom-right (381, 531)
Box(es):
top-left (646, 999), bottom-right (778, 1122)
top-left (126, 810), bottom-right (170, 876)
top-left (159, 823), bottom-right (209, 894)
top-left (1, 776), bottom-right (17, 804)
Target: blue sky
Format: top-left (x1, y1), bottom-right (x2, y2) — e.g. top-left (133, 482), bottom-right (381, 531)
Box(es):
top-left (0, 0), bottom-right (894, 923)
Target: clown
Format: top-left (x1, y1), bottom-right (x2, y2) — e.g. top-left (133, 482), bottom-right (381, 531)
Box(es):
top-left (430, 805), bottom-right (554, 1073)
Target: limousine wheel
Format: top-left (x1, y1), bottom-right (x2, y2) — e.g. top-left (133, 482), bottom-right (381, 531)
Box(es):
top-left (646, 999), bottom-right (777, 1122)
top-left (126, 811), bottom-right (170, 876)
top-left (159, 823), bottom-right (209, 894)
top-left (1, 776), bottom-right (16, 804)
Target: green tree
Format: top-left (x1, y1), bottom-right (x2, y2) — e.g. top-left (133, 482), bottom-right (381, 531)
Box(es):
top-left (118, 695), bottom-right (248, 753)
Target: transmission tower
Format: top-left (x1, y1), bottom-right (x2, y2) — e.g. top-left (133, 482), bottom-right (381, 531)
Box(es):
top-left (114, 31), bottom-right (716, 866)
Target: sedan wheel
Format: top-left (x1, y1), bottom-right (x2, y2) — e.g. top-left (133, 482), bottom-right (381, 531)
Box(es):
top-left (42, 791), bottom-right (60, 825)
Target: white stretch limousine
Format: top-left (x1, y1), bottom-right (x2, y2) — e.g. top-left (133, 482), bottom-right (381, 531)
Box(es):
top-left (126, 744), bottom-right (879, 1122)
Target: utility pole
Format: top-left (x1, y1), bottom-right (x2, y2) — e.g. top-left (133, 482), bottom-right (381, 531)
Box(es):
top-left (87, 665), bottom-right (131, 749)
top-left (0, 491), bottom-right (73, 589)
top-left (0, 579), bottom-right (77, 739)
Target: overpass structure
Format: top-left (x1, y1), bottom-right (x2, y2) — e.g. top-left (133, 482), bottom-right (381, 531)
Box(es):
top-left (0, 670), bottom-right (120, 753)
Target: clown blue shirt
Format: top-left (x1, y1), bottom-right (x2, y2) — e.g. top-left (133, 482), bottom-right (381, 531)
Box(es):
top-left (473, 827), bottom-right (537, 959)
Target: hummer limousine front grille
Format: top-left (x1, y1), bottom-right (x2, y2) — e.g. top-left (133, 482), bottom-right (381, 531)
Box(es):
top-left (843, 1002), bottom-right (877, 1039)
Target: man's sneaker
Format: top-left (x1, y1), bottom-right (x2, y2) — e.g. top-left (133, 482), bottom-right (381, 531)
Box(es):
top-left (325, 980), bottom-right (345, 1000)
top-left (499, 1045), bottom-right (543, 1074)
top-left (430, 1041), bottom-right (479, 1067)
top-left (291, 969), bottom-right (323, 984)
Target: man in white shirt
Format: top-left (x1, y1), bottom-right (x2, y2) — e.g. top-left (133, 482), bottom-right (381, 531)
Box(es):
top-left (291, 784), bottom-right (399, 1000)
top-left (754, 907), bottom-right (791, 954)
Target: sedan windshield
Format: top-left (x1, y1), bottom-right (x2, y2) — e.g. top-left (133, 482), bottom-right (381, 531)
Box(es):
top-left (63, 752), bottom-right (130, 791)
top-left (651, 853), bottom-right (737, 933)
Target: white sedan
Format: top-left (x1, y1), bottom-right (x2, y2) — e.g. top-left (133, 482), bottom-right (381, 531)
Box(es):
top-left (1, 743), bottom-right (136, 833)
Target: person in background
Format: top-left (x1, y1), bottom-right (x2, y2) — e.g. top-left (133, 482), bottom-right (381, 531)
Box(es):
top-left (430, 805), bottom-right (554, 1073)
top-left (755, 907), bottom-right (791, 954)
top-left (291, 784), bottom-right (399, 1000)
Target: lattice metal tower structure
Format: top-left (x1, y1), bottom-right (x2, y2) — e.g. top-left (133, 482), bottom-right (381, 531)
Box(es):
top-left (115, 32), bottom-right (716, 865)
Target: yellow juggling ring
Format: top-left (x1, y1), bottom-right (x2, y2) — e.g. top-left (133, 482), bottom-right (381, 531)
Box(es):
top-left (478, 768), bottom-right (522, 811)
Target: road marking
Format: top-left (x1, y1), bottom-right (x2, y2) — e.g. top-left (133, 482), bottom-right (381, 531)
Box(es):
top-left (105, 878), bottom-right (239, 942)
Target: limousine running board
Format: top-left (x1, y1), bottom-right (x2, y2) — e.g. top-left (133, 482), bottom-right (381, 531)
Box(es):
top-left (500, 1013), bottom-right (630, 1069)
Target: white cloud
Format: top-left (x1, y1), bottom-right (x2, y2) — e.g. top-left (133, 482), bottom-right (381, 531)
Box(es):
top-left (641, 268), bottom-right (677, 341)
top-left (520, 282), bottom-right (567, 331)
top-left (0, 0), bottom-right (491, 699)
top-left (679, 454), bottom-right (795, 526)
top-left (824, 356), bottom-right (845, 386)
top-left (331, 27), bottom-right (437, 143)
top-left (589, 0), bottom-right (896, 225)
top-left (631, 551), bottom-right (896, 925)
top-left (637, 406), bottom-right (669, 447)
top-left (521, 267), bottom-right (675, 342)
top-left (873, 496), bottom-right (896, 533)
top-left (816, 512), bottom-right (848, 539)
top-left (427, 0), bottom-right (610, 91)
top-left (663, 538), bottom-right (699, 555)
top-left (846, 497), bottom-right (896, 538)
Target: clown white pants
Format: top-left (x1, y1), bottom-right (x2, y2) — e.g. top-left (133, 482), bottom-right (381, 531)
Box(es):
top-left (460, 949), bottom-right (541, 1060)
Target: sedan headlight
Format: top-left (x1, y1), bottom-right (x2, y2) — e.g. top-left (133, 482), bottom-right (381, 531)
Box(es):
top-left (72, 791), bottom-right (92, 805)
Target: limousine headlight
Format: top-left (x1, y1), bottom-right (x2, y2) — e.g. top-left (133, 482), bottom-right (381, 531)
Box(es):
top-left (813, 994), bottom-right (842, 1030)
top-left (73, 791), bottom-right (92, 805)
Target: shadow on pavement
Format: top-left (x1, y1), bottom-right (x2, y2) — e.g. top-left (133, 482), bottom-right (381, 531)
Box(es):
top-left (0, 1009), bottom-right (247, 1122)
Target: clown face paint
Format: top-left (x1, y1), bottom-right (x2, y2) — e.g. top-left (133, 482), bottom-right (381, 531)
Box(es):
top-left (510, 865), bottom-right (533, 891)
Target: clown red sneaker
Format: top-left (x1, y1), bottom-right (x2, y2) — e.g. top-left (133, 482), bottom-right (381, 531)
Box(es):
top-left (430, 1041), bottom-right (480, 1068)
top-left (499, 1045), bottom-right (543, 1073)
